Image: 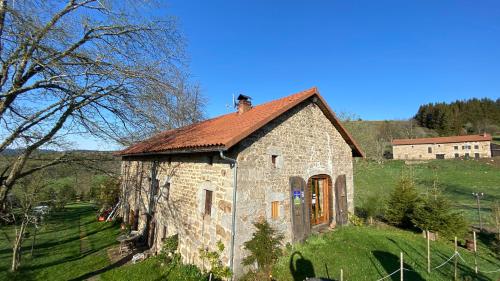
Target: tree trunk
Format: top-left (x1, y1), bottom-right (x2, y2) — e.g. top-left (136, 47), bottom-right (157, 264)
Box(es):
top-left (11, 220), bottom-right (27, 271)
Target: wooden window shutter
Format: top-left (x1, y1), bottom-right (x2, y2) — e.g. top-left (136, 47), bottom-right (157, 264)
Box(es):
top-left (271, 201), bottom-right (279, 218)
top-left (204, 190), bottom-right (213, 216)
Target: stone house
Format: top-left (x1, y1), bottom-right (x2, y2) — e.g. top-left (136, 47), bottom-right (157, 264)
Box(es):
top-left (392, 134), bottom-right (492, 160)
top-left (117, 87), bottom-right (363, 277)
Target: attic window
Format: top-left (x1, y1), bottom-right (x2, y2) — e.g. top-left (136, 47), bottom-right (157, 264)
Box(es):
top-left (271, 155), bottom-right (278, 168)
top-left (428, 147), bottom-right (432, 153)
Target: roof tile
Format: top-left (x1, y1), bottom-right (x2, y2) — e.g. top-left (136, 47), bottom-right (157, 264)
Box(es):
top-left (118, 87), bottom-right (364, 157)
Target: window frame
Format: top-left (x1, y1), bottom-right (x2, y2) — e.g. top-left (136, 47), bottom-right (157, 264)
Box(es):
top-left (204, 190), bottom-right (213, 217)
top-left (271, 155), bottom-right (278, 168)
top-left (271, 201), bottom-right (279, 219)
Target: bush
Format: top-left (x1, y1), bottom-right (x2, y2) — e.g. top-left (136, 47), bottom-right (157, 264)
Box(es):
top-left (159, 234), bottom-right (179, 262)
top-left (384, 177), bottom-right (421, 228)
top-left (359, 194), bottom-right (384, 224)
top-left (412, 194), bottom-right (468, 239)
top-left (242, 220), bottom-right (284, 277)
top-left (199, 240), bottom-right (232, 280)
top-left (348, 212), bottom-right (364, 226)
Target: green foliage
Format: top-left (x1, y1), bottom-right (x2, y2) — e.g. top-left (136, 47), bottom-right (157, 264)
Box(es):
top-left (198, 240), bottom-right (232, 279)
top-left (415, 97), bottom-right (500, 135)
top-left (159, 234), bottom-right (179, 261)
top-left (384, 177), bottom-right (421, 228)
top-left (412, 194), bottom-right (468, 239)
top-left (242, 220), bottom-right (284, 276)
top-left (359, 194), bottom-right (384, 224)
top-left (89, 176), bottom-right (120, 210)
top-left (41, 177), bottom-right (77, 209)
top-left (348, 212), bottom-right (364, 226)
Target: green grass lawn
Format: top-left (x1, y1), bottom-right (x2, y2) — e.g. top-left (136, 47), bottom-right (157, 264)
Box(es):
top-left (273, 225), bottom-right (500, 281)
top-left (354, 158), bottom-right (500, 227)
top-left (0, 203), bottom-right (121, 281)
top-left (99, 257), bottom-right (207, 281)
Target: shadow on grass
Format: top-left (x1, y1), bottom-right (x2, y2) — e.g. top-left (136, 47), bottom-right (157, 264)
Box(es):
top-left (288, 252), bottom-right (335, 281)
top-left (372, 251), bottom-right (424, 281)
top-left (68, 250), bottom-right (136, 281)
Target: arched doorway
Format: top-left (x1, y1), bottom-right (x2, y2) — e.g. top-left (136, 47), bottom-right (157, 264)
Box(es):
top-left (307, 175), bottom-right (332, 226)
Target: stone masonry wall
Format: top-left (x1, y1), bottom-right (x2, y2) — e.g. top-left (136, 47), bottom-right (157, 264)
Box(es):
top-left (231, 100), bottom-right (354, 276)
top-left (393, 141), bottom-right (491, 160)
top-left (120, 98), bottom-right (356, 278)
top-left (120, 154), bottom-right (234, 268)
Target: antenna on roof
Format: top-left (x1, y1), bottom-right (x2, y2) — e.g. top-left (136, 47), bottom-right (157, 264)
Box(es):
top-left (225, 94), bottom-right (237, 112)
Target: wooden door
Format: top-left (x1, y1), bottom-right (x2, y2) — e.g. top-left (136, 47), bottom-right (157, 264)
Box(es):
top-left (335, 175), bottom-right (348, 225)
top-left (289, 177), bottom-right (308, 242)
top-left (310, 176), bottom-right (329, 226)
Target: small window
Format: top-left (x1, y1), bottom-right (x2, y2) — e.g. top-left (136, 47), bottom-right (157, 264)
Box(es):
top-left (468, 145), bottom-right (472, 149)
top-left (454, 146), bottom-right (458, 150)
top-left (462, 145), bottom-right (465, 150)
top-left (153, 178), bottom-right (160, 196)
top-left (271, 201), bottom-right (279, 219)
top-left (474, 145), bottom-right (479, 150)
top-left (465, 153), bottom-right (470, 159)
top-left (271, 155), bottom-right (278, 168)
top-left (454, 153), bottom-right (459, 158)
top-left (428, 147), bottom-right (432, 153)
top-left (475, 153), bottom-right (480, 159)
top-left (204, 190), bottom-right (213, 217)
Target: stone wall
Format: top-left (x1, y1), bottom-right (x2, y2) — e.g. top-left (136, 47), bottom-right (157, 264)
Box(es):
top-left (231, 100), bottom-right (354, 276)
top-left (120, 154), bottom-right (234, 268)
top-left (393, 141), bottom-right (491, 160)
top-left (120, 98), bottom-right (356, 278)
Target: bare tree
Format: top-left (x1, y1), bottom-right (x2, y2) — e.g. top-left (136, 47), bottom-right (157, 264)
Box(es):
top-left (1, 174), bottom-right (46, 271)
top-left (0, 0), bottom-right (205, 209)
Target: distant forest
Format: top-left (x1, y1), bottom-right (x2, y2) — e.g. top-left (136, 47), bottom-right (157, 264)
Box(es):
top-left (414, 98), bottom-right (500, 136)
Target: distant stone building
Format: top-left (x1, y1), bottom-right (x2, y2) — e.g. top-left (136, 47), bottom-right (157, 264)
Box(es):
top-left (392, 134), bottom-right (492, 160)
top-left (117, 88), bottom-right (363, 277)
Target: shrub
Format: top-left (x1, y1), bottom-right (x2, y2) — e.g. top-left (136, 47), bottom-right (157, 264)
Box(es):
top-left (412, 194), bottom-right (468, 239)
top-left (348, 212), bottom-right (364, 226)
top-left (384, 177), bottom-right (421, 228)
top-left (159, 234), bottom-right (179, 261)
top-left (199, 240), bottom-right (232, 280)
top-left (242, 220), bottom-right (284, 277)
top-left (359, 194), bottom-right (384, 224)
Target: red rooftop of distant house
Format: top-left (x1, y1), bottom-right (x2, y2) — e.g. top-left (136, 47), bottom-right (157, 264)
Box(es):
top-left (392, 134), bottom-right (492, 146)
top-left (118, 87), bottom-right (364, 157)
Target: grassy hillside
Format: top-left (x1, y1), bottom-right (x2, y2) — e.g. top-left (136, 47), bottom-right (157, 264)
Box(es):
top-left (273, 226), bottom-right (500, 281)
top-left (354, 158), bottom-right (500, 227)
top-left (0, 204), bottom-right (120, 281)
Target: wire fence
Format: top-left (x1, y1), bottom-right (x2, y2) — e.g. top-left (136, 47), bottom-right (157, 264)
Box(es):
top-left (331, 233), bottom-right (500, 281)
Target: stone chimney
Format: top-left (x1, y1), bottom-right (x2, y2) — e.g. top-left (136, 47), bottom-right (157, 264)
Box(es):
top-left (237, 94), bottom-right (252, 114)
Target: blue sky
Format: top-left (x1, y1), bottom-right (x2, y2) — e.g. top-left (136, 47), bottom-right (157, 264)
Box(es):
top-left (79, 1), bottom-right (500, 150)
top-left (166, 0), bottom-right (499, 119)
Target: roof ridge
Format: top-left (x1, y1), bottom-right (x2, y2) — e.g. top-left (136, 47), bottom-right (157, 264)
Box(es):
top-left (118, 86), bottom-right (363, 157)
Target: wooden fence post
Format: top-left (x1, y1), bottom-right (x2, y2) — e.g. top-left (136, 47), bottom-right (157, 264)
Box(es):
top-left (400, 252), bottom-right (404, 281)
top-left (427, 230), bottom-right (430, 273)
top-left (473, 231), bottom-right (478, 274)
top-left (454, 236), bottom-right (458, 281)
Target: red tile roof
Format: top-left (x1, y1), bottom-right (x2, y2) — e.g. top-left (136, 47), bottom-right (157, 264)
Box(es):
top-left (118, 87), bottom-right (364, 157)
top-left (392, 134), bottom-right (492, 145)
